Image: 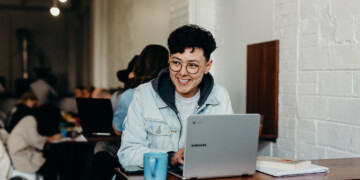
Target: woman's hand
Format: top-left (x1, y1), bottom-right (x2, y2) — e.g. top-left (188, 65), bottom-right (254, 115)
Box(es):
top-left (46, 133), bottom-right (62, 142)
top-left (171, 148), bottom-right (184, 165)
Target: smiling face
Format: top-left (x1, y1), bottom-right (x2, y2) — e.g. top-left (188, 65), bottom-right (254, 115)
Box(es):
top-left (169, 47), bottom-right (212, 98)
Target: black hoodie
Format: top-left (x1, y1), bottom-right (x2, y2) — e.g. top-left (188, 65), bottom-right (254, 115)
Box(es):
top-left (151, 68), bottom-right (215, 115)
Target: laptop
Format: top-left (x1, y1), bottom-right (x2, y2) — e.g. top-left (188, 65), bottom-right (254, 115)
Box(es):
top-left (168, 114), bottom-right (260, 179)
top-left (76, 98), bottom-right (116, 138)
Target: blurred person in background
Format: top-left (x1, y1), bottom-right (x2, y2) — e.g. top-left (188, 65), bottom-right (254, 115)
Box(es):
top-left (30, 71), bottom-right (58, 106)
top-left (5, 91), bottom-right (38, 133)
top-left (0, 137), bottom-right (10, 180)
top-left (110, 55), bottom-right (139, 111)
top-left (91, 88), bottom-right (112, 99)
top-left (0, 83), bottom-right (4, 94)
top-left (91, 45), bottom-right (169, 180)
top-left (6, 103), bottom-right (62, 179)
top-left (0, 76), bottom-right (5, 94)
top-left (75, 86), bottom-right (84, 98)
top-left (82, 85), bottom-right (95, 98)
top-left (112, 44), bottom-right (169, 135)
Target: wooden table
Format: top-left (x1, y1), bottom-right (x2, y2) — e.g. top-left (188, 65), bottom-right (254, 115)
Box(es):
top-left (85, 135), bottom-right (121, 142)
top-left (166, 158), bottom-right (360, 180)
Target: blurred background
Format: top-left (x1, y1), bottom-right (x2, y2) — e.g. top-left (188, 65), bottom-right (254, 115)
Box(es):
top-left (0, 0), bottom-right (91, 96)
top-left (2, 0), bottom-right (359, 162)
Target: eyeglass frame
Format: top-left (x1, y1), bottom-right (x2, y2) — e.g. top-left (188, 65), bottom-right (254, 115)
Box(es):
top-left (168, 60), bottom-right (207, 74)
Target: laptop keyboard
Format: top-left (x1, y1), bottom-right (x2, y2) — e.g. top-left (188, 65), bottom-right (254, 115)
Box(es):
top-left (169, 165), bottom-right (183, 175)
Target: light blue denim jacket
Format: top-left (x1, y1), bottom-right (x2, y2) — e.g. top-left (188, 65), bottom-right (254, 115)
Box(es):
top-left (112, 88), bottom-right (135, 132)
top-left (118, 69), bottom-right (234, 166)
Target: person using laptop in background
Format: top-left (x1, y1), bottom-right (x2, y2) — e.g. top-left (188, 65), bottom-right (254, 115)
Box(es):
top-left (112, 44), bottom-right (169, 136)
top-left (91, 45), bottom-right (169, 180)
top-left (118, 24), bottom-right (234, 167)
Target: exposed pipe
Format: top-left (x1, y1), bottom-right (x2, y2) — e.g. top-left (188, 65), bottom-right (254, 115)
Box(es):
top-left (22, 37), bottom-right (28, 79)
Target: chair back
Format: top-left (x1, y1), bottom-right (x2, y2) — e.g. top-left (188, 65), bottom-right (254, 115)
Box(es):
top-left (0, 138), bottom-right (11, 180)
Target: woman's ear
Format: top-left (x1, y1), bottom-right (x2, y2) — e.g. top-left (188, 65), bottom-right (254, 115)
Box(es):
top-left (204, 59), bottom-right (213, 74)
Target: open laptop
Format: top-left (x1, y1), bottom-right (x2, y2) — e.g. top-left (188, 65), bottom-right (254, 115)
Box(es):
top-left (76, 98), bottom-right (116, 138)
top-left (168, 114), bottom-right (260, 179)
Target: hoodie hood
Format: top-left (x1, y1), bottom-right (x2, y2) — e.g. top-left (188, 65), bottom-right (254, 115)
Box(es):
top-left (151, 68), bottom-right (214, 114)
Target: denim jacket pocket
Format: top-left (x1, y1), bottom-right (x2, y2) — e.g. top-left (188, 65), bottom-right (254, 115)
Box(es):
top-left (145, 120), bottom-right (171, 136)
top-left (145, 120), bottom-right (172, 149)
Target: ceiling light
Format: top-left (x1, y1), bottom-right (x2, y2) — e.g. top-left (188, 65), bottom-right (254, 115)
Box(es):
top-left (59, 0), bottom-right (67, 3)
top-left (50, 0), bottom-right (60, 17)
top-left (50, 7), bottom-right (60, 16)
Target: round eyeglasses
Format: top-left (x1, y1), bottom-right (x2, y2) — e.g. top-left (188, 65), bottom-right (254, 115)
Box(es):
top-left (168, 60), bottom-right (202, 74)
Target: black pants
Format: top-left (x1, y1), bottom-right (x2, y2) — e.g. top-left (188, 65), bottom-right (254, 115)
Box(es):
top-left (40, 142), bottom-right (94, 180)
top-left (37, 143), bottom-right (62, 180)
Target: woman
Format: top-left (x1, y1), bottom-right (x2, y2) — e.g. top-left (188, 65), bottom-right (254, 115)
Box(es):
top-left (5, 91), bottom-right (38, 133)
top-left (112, 44), bottom-right (169, 134)
top-left (6, 104), bottom-right (62, 179)
top-left (91, 44), bottom-right (169, 180)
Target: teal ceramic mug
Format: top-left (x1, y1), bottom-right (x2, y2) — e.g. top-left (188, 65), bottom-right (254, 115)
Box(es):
top-left (143, 152), bottom-right (168, 180)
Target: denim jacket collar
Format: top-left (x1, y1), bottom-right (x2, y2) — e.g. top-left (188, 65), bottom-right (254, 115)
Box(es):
top-left (151, 68), bottom-right (216, 113)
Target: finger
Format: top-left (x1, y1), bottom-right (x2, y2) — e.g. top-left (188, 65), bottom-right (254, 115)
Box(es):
top-left (172, 158), bottom-right (177, 165)
top-left (178, 158), bottom-right (184, 164)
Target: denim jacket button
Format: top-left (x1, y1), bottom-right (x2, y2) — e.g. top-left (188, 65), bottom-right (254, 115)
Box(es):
top-left (156, 126), bottom-right (161, 134)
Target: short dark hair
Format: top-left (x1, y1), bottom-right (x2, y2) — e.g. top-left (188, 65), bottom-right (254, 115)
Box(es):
top-left (167, 24), bottom-right (216, 61)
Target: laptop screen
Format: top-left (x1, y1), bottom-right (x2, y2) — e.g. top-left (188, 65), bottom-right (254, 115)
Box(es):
top-left (76, 98), bottom-right (114, 134)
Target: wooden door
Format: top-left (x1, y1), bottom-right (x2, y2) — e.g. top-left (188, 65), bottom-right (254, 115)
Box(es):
top-left (246, 40), bottom-right (279, 141)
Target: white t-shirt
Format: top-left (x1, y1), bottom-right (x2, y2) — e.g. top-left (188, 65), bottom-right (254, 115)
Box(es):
top-left (175, 90), bottom-right (200, 148)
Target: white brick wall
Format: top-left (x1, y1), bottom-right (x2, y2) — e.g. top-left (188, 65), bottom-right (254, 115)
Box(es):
top-left (297, 131), bottom-right (316, 144)
top-left (317, 122), bottom-right (352, 150)
top-left (298, 96), bottom-right (327, 119)
top-left (301, 22), bottom-right (318, 35)
top-left (328, 98), bottom-right (360, 124)
top-left (299, 47), bottom-right (328, 70)
top-left (299, 72), bottom-right (317, 83)
top-left (350, 127), bottom-right (360, 153)
top-left (318, 71), bottom-right (352, 95)
top-left (331, 0), bottom-right (360, 16)
top-left (356, 17), bottom-right (360, 41)
top-left (355, 72), bottom-right (360, 96)
top-left (329, 45), bottom-right (360, 69)
top-left (274, 0), bottom-right (360, 159)
top-left (298, 83), bottom-right (317, 95)
top-left (298, 142), bottom-right (326, 160)
top-left (326, 148), bottom-right (355, 159)
top-left (335, 16), bottom-right (355, 42)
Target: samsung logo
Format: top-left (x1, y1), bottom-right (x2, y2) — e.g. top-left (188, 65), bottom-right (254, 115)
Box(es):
top-left (191, 144), bottom-right (207, 147)
top-left (192, 121), bottom-right (204, 125)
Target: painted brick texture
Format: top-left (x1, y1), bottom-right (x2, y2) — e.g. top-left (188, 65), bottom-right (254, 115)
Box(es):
top-left (274, 0), bottom-right (360, 159)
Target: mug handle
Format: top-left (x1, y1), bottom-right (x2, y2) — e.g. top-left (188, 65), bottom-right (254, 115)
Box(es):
top-left (149, 157), bottom-right (158, 178)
